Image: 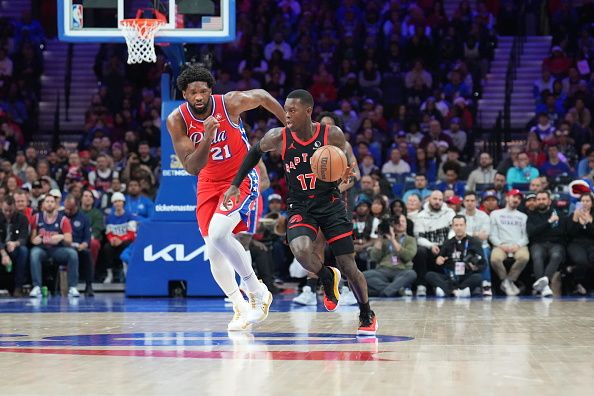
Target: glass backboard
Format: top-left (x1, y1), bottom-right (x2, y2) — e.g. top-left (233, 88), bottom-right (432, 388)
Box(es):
top-left (57, 0), bottom-right (235, 43)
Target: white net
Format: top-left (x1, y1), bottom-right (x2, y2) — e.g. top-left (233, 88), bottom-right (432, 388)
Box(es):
top-left (120, 19), bottom-right (164, 64)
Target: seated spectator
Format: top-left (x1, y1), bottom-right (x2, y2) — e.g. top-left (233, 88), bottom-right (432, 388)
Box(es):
top-left (577, 148), bottom-right (594, 179)
top-left (568, 98), bottom-right (592, 130)
top-left (354, 175), bottom-right (377, 204)
top-left (443, 118), bottom-right (467, 153)
top-left (264, 32), bottom-right (292, 61)
top-left (522, 192), bottom-right (538, 213)
top-left (29, 194), bottom-right (79, 297)
top-left (446, 195), bottom-right (463, 213)
top-left (466, 152), bottom-right (497, 192)
top-left (403, 173), bottom-right (432, 202)
top-left (527, 191), bottom-right (565, 298)
top-left (359, 154), bottom-right (379, 176)
top-left (364, 214), bottom-right (417, 297)
top-left (489, 189), bottom-right (529, 296)
top-left (542, 46), bottom-right (572, 77)
top-left (101, 193), bottom-right (137, 283)
top-left (352, 199), bottom-right (378, 271)
top-left (533, 67), bottom-right (554, 100)
top-left (554, 128), bottom-right (578, 168)
top-left (381, 148), bottom-right (410, 175)
top-left (419, 120), bottom-right (453, 149)
top-left (566, 193), bottom-right (594, 295)
top-left (413, 190), bottom-right (456, 297)
top-left (426, 215), bottom-right (485, 297)
top-left (63, 195), bottom-right (94, 297)
top-left (436, 161), bottom-right (466, 197)
top-left (496, 145), bottom-right (522, 175)
top-left (125, 179), bottom-right (154, 221)
top-left (0, 196), bottom-right (29, 297)
top-left (389, 199), bottom-right (414, 236)
top-left (506, 151), bottom-right (539, 185)
top-left (530, 113), bottom-right (557, 143)
top-left (406, 193), bottom-right (422, 221)
top-left (443, 70), bottom-right (471, 100)
top-left (535, 93), bottom-right (565, 124)
top-left (410, 147), bottom-right (438, 183)
top-left (404, 59), bottom-right (432, 91)
top-left (540, 145), bottom-right (572, 179)
top-left (437, 147), bottom-right (466, 182)
top-left (88, 154), bottom-right (118, 192)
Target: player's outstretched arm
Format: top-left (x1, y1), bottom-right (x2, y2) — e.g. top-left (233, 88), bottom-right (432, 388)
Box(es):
top-left (223, 128), bottom-right (283, 207)
top-left (166, 110), bottom-right (216, 175)
top-left (224, 90), bottom-right (286, 126)
top-left (257, 160), bottom-right (270, 191)
top-left (328, 125), bottom-right (357, 185)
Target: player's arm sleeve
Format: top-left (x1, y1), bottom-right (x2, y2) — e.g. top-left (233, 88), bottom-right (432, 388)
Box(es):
top-left (231, 142), bottom-right (263, 188)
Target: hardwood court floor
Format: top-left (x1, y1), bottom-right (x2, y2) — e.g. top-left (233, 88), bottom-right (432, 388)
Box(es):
top-left (0, 294), bottom-right (593, 396)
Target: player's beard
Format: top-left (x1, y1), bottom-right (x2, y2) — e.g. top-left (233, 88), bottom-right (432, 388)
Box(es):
top-left (189, 97), bottom-right (211, 117)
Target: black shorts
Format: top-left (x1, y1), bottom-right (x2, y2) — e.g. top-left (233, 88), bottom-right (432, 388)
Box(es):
top-left (286, 192), bottom-right (354, 256)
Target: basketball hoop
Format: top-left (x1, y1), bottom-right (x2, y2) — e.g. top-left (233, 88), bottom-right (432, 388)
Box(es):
top-left (120, 18), bottom-right (165, 64)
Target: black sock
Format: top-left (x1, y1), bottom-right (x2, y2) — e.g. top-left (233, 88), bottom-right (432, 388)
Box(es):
top-left (358, 301), bottom-right (371, 315)
top-left (306, 277), bottom-right (318, 290)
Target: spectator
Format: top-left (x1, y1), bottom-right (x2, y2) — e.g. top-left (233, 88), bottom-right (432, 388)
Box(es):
top-left (88, 154), bottom-right (118, 192)
top-left (13, 189), bottom-right (34, 225)
top-left (63, 195), bottom-right (94, 297)
top-left (352, 199), bottom-right (378, 271)
top-left (568, 98), bottom-right (592, 130)
top-left (426, 215), bottom-right (485, 297)
top-left (403, 173), bottom-right (432, 202)
top-left (523, 192), bottom-right (538, 213)
top-left (264, 32), bottom-right (292, 61)
top-left (364, 214), bottom-right (417, 297)
top-left (566, 193), bottom-right (594, 295)
top-left (124, 179), bottom-right (154, 221)
top-left (540, 145), bottom-right (572, 179)
top-left (381, 148), bottom-right (410, 175)
top-left (444, 118), bottom-right (467, 153)
top-left (80, 190), bottom-right (104, 267)
top-left (533, 67), bottom-right (554, 100)
top-left (406, 193), bottom-right (422, 221)
top-left (436, 161), bottom-right (466, 197)
top-left (29, 194), bottom-right (79, 297)
top-left (506, 151), bottom-right (540, 186)
top-left (419, 120), bottom-right (453, 149)
top-left (530, 113), bottom-right (557, 143)
top-left (466, 152), bottom-right (497, 192)
top-left (410, 147), bottom-right (438, 183)
top-left (489, 189), bottom-right (529, 296)
top-left (542, 46), bottom-right (572, 77)
top-left (359, 154), bottom-right (379, 176)
top-left (577, 149), bottom-right (594, 179)
top-left (496, 145), bottom-right (522, 175)
top-left (554, 128), bottom-right (578, 168)
top-left (535, 93), bottom-right (565, 124)
top-left (354, 175), bottom-right (377, 204)
top-left (526, 191), bottom-right (565, 297)
top-left (101, 192), bottom-right (137, 284)
top-left (11, 151), bottom-right (27, 181)
top-left (404, 60), bottom-right (432, 90)
top-left (413, 190), bottom-right (456, 297)
top-left (437, 147), bottom-right (466, 182)
top-left (0, 196), bottom-right (29, 297)
top-left (446, 195), bottom-right (463, 213)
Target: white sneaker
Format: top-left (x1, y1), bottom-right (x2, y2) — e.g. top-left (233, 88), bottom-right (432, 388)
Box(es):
top-left (404, 288), bottom-right (413, 297)
top-left (29, 286), bottom-right (41, 298)
top-left (228, 302), bottom-right (252, 331)
top-left (68, 287), bottom-right (80, 297)
top-left (482, 280), bottom-right (492, 297)
top-left (509, 281), bottom-right (520, 296)
top-left (416, 285), bottom-right (427, 297)
top-left (541, 285), bottom-right (553, 298)
top-left (292, 286), bottom-right (317, 306)
top-left (532, 276), bottom-right (548, 293)
top-left (435, 287), bottom-right (446, 297)
top-left (340, 286), bottom-right (358, 305)
top-left (103, 269), bottom-right (113, 284)
top-left (501, 279), bottom-right (516, 296)
top-left (247, 282), bottom-right (273, 324)
top-left (454, 287), bottom-right (471, 298)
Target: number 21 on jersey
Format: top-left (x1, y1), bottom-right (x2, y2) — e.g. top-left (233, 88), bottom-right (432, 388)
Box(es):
top-left (296, 173), bottom-right (317, 190)
top-left (211, 145), bottom-right (231, 161)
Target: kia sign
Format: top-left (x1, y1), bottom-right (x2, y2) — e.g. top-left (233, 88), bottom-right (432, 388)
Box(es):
top-left (127, 222), bottom-right (221, 296)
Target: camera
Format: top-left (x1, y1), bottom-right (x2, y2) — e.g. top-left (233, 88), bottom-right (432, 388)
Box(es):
top-left (377, 218), bottom-right (393, 237)
top-left (462, 252), bottom-right (482, 267)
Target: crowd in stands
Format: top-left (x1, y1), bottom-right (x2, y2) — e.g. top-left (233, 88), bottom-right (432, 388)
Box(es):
top-left (0, 1), bottom-right (592, 298)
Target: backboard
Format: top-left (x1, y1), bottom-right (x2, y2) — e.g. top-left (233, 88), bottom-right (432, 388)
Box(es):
top-left (57, 0), bottom-right (235, 43)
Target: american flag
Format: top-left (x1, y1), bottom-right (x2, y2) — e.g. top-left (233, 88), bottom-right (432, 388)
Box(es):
top-left (201, 16), bottom-right (222, 30)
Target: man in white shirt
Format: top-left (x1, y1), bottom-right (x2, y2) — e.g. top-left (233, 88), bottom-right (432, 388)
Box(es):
top-left (466, 152), bottom-right (497, 192)
top-left (460, 191), bottom-right (492, 296)
top-left (489, 189), bottom-right (529, 296)
top-left (381, 148), bottom-right (410, 175)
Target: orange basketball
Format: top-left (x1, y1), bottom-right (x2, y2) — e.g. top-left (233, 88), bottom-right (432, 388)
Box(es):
top-left (311, 145), bottom-right (348, 182)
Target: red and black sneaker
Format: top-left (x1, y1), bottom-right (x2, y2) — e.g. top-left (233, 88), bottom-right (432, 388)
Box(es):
top-left (357, 310), bottom-right (378, 336)
top-left (321, 267), bottom-right (341, 311)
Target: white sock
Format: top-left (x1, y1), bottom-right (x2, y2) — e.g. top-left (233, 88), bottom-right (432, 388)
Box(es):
top-left (204, 236), bottom-right (242, 303)
top-left (208, 213), bottom-right (261, 294)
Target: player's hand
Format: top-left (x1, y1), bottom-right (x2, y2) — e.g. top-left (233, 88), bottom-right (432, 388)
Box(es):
top-left (222, 185), bottom-right (241, 210)
top-left (340, 162), bottom-right (356, 184)
top-left (203, 116), bottom-right (220, 140)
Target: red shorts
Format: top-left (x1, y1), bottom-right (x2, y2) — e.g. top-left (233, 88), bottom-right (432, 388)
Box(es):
top-left (196, 170), bottom-right (259, 237)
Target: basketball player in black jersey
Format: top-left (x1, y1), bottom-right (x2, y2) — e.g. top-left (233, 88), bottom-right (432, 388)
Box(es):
top-left (224, 90), bottom-right (377, 335)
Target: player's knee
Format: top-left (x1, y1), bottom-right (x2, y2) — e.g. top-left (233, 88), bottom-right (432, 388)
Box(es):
top-left (290, 238), bottom-right (311, 263)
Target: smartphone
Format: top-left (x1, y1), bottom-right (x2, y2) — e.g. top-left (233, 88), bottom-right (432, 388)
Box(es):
top-left (576, 202), bottom-right (584, 212)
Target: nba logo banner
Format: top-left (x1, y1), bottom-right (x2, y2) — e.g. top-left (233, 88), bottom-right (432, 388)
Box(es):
top-left (72, 4), bottom-right (83, 29)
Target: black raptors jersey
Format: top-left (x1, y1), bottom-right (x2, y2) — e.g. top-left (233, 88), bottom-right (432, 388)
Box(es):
top-left (281, 123), bottom-right (339, 202)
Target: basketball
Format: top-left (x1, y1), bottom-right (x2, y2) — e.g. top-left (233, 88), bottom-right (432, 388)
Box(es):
top-left (311, 145), bottom-right (348, 182)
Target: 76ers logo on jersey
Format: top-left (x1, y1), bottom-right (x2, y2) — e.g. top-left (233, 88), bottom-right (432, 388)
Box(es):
top-left (187, 121), bottom-right (229, 146)
top-left (289, 214), bottom-right (303, 224)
